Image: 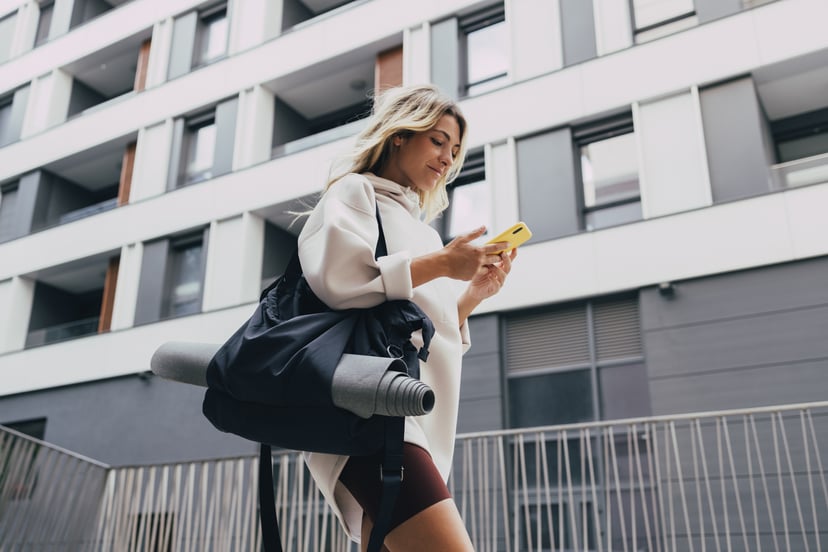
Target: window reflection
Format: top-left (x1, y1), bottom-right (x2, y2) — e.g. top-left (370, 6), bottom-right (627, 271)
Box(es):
top-left (466, 20), bottom-right (509, 96)
top-left (195, 8), bottom-right (228, 66)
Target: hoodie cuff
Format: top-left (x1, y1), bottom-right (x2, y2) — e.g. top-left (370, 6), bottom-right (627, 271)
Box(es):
top-left (377, 251), bottom-right (413, 300)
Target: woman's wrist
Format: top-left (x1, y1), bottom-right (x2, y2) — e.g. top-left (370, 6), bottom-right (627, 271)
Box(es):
top-left (457, 289), bottom-right (481, 326)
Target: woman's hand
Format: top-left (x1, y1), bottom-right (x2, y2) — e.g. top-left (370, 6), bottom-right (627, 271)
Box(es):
top-left (466, 248), bottom-right (517, 301)
top-left (410, 226), bottom-right (506, 287)
top-left (458, 247), bottom-right (517, 325)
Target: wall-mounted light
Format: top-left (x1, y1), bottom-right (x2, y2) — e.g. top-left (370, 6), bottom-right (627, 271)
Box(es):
top-left (658, 282), bottom-right (675, 298)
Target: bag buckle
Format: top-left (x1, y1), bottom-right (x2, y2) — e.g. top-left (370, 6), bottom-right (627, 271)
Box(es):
top-left (380, 465), bottom-right (404, 482)
top-left (386, 344), bottom-right (403, 359)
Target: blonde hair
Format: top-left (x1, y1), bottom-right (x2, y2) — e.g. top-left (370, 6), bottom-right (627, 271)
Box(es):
top-left (327, 84), bottom-right (469, 222)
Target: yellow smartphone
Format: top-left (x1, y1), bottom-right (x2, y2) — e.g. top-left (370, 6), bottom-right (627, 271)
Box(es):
top-left (485, 222), bottom-right (533, 254)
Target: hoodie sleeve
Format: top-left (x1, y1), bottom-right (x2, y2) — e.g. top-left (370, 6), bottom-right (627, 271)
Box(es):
top-left (297, 175), bottom-right (414, 310)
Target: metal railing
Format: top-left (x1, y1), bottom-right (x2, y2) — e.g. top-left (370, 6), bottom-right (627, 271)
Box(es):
top-left (770, 151), bottom-right (828, 191)
top-left (2, 401), bottom-right (827, 550)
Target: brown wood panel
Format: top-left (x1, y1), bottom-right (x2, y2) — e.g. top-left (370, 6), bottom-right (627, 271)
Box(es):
top-left (98, 257), bottom-right (120, 333)
top-left (374, 46), bottom-right (403, 95)
top-left (117, 142), bottom-right (136, 206)
top-left (133, 39), bottom-right (152, 92)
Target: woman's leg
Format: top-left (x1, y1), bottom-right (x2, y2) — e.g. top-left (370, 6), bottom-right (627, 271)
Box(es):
top-left (361, 499), bottom-right (473, 552)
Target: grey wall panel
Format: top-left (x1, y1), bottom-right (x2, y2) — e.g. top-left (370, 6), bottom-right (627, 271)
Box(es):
top-left (694, 0), bottom-right (741, 24)
top-left (645, 304), bottom-right (828, 378)
top-left (560, 0), bottom-right (597, 66)
top-left (641, 256), bottom-right (828, 415)
top-left (699, 77), bottom-right (773, 203)
top-left (167, 11), bottom-right (198, 80)
top-left (272, 97), bottom-right (308, 149)
top-left (281, 0), bottom-right (313, 31)
top-left (0, 374), bottom-right (254, 465)
top-left (69, 0), bottom-right (110, 29)
top-left (14, 171), bottom-right (42, 237)
top-left (458, 314), bottom-right (504, 432)
top-left (516, 129), bottom-right (580, 242)
top-left (640, 257), bottom-right (828, 331)
top-left (430, 17), bottom-right (460, 100)
top-left (166, 118), bottom-right (185, 190)
top-left (650, 359), bottom-right (828, 414)
top-left (212, 97), bottom-right (238, 178)
top-left (262, 222), bottom-right (297, 283)
top-left (30, 171), bottom-right (92, 231)
top-left (0, 85), bottom-right (30, 147)
top-left (457, 397), bottom-right (503, 433)
top-left (67, 79), bottom-right (105, 118)
top-left (133, 239), bottom-right (169, 325)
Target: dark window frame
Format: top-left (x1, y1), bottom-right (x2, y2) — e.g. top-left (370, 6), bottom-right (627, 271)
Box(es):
top-left (573, 112), bottom-right (642, 231)
top-left (192, 2), bottom-right (229, 68)
top-left (178, 110), bottom-right (217, 187)
top-left (459, 4), bottom-right (508, 97)
top-left (161, 231), bottom-right (207, 319)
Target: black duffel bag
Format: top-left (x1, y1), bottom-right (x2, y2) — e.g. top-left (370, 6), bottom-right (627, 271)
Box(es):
top-left (202, 204), bottom-right (434, 552)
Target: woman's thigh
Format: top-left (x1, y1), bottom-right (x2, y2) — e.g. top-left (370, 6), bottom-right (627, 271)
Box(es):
top-left (339, 443), bottom-right (451, 533)
top-left (361, 499), bottom-right (473, 552)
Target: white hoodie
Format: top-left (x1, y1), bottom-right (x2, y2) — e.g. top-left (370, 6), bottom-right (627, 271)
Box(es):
top-left (297, 172), bottom-right (471, 541)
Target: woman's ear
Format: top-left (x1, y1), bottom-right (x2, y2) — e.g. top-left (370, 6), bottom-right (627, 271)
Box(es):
top-left (392, 135), bottom-right (403, 147)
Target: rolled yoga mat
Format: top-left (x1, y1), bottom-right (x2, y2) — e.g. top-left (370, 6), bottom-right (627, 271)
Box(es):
top-left (150, 343), bottom-right (435, 418)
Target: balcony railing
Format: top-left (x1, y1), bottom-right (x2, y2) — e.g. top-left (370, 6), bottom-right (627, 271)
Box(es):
top-left (2, 401), bottom-right (827, 550)
top-left (770, 151), bottom-right (828, 191)
top-left (25, 316), bottom-right (100, 348)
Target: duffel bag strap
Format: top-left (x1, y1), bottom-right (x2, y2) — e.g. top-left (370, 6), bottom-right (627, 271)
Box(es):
top-left (259, 444), bottom-right (283, 552)
top-left (366, 415), bottom-right (404, 552)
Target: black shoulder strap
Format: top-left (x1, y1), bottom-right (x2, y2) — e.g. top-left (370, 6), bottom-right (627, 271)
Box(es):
top-left (259, 198), bottom-right (401, 552)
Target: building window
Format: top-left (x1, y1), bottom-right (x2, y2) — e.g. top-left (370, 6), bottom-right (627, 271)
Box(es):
top-left (180, 112), bottom-right (216, 186)
top-left (631, 0), bottom-right (697, 42)
top-left (441, 150), bottom-right (488, 241)
top-left (0, 182), bottom-right (18, 242)
top-left (460, 6), bottom-right (508, 96)
top-left (504, 295), bottom-right (647, 428)
top-left (193, 4), bottom-right (228, 67)
top-left (574, 114), bottom-right (642, 231)
top-left (34, 1), bottom-right (55, 47)
top-left (163, 234), bottom-right (205, 318)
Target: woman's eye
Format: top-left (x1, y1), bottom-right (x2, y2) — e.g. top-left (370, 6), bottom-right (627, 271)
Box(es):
top-left (431, 138), bottom-right (443, 147)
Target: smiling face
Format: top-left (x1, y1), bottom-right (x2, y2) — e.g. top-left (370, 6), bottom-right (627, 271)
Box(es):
top-left (378, 113), bottom-right (462, 194)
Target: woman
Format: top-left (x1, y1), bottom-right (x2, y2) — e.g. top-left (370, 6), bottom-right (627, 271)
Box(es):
top-left (297, 84), bottom-right (516, 551)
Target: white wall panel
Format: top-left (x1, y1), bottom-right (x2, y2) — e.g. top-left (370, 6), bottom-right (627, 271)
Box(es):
top-left (403, 23), bottom-right (429, 85)
top-left (783, 183), bottom-right (828, 260)
top-left (0, 301), bottom-right (254, 394)
top-left (488, 139), bottom-right (519, 241)
top-left (593, 0), bottom-right (633, 56)
top-left (0, 276), bottom-right (33, 354)
top-left (202, 213), bottom-right (264, 311)
top-left (110, 243), bottom-right (142, 331)
top-left (506, 0), bottom-right (562, 81)
top-left (130, 120), bottom-right (173, 202)
top-left (47, 0), bottom-right (74, 39)
top-left (232, 85), bottom-right (274, 170)
top-left (20, 69), bottom-right (72, 138)
top-left (228, 0), bottom-right (281, 55)
top-left (144, 18), bottom-right (173, 89)
top-left (0, 0), bottom-right (25, 19)
top-left (636, 90), bottom-right (711, 219)
top-left (8, 0), bottom-right (37, 58)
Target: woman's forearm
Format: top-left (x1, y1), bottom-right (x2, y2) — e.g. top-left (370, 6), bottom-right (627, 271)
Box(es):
top-left (457, 290), bottom-right (481, 327)
top-left (410, 251), bottom-right (448, 288)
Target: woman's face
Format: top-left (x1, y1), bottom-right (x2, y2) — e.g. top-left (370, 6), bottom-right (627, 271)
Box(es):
top-left (380, 114), bottom-right (462, 193)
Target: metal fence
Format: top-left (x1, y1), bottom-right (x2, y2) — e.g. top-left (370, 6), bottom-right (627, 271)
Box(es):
top-left (2, 401), bottom-right (827, 551)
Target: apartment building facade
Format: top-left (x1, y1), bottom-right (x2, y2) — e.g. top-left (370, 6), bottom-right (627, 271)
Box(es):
top-left (0, 0), bottom-right (826, 476)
